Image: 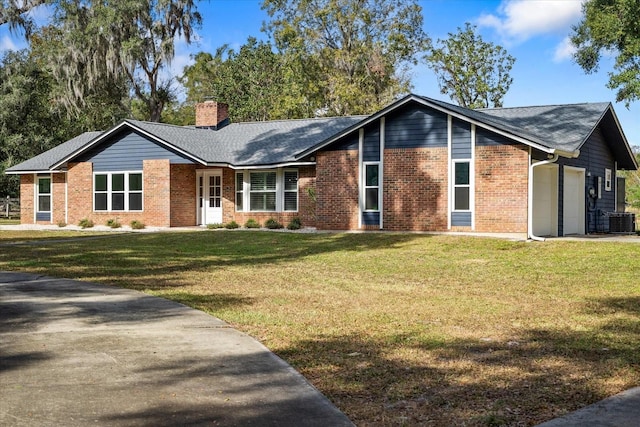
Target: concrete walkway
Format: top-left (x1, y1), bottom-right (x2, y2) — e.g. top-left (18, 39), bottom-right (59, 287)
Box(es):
top-left (0, 272), bottom-right (353, 427)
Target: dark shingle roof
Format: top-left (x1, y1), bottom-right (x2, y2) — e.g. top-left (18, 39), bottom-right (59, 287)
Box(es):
top-left (127, 116), bottom-right (365, 166)
top-left (6, 132), bottom-right (102, 173)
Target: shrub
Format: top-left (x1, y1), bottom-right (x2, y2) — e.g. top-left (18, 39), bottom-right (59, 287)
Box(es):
top-left (244, 218), bottom-right (261, 229)
top-left (264, 218), bottom-right (284, 229)
top-left (225, 220), bottom-right (240, 229)
top-left (57, 221), bottom-right (67, 228)
top-left (78, 218), bottom-right (94, 229)
top-left (287, 217), bottom-right (302, 230)
top-left (206, 223), bottom-right (224, 229)
top-left (130, 220), bottom-right (145, 230)
top-left (106, 218), bottom-right (121, 229)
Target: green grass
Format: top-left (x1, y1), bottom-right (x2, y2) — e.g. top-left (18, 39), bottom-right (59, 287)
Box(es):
top-left (0, 218), bottom-right (20, 225)
top-left (1, 231), bottom-right (639, 426)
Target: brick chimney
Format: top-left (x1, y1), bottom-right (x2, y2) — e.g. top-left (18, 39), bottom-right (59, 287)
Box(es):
top-left (195, 100), bottom-right (229, 129)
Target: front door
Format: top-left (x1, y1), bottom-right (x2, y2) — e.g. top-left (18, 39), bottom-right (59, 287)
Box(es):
top-left (198, 171), bottom-right (223, 225)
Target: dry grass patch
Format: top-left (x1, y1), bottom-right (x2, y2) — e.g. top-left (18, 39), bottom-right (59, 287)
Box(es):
top-left (0, 231), bottom-right (639, 426)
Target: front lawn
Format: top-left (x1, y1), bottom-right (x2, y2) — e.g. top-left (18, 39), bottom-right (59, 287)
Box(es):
top-left (1, 231), bottom-right (639, 426)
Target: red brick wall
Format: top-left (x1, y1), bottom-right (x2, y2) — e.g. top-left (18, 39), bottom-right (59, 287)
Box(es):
top-left (475, 144), bottom-right (529, 232)
top-left (142, 159), bottom-right (171, 227)
top-left (67, 162), bottom-right (93, 225)
top-left (195, 101), bottom-right (229, 127)
top-left (170, 164), bottom-right (196, 226)
top-left (383, 147), bottom-right (449, 231)
top-left (19, 174), bottom-right (34, 224)
top-left (315, 150), bottom-right (360, 230)
top-left (52, 173), bottom-right (66, 224)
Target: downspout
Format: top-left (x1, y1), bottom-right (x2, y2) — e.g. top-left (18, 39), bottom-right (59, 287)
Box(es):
top-left (528, 153), bottom-right (559, 241)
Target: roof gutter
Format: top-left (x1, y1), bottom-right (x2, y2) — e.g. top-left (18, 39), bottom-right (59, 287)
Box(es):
top-left (528, 153), bottom-right (560, 242)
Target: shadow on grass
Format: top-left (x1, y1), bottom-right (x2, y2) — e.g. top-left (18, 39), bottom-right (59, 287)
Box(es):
top-left (0, 231), bottom-right (427, 290)
top-left (275, 295), bottom-right (640, 426)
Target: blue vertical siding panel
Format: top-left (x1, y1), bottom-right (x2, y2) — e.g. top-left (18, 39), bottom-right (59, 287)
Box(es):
top-left (362, 212), bottom-right (380, 225)
top-left (363, 122), bottom-right (380, 162)
top-left (451, 118), bottom-right (471, 159)
top-left (77, 130), bottom-right (194, 171)
top-left (451, 212), bottom-right (472, 226)
top-left (36, 212), bottom-right (51, 221)
top-left (385, 104), bottom-right (448, 149)
top-left (557, 126), bottom-right (616, 234)
top-left (327, 132), bottom-right (359, 151)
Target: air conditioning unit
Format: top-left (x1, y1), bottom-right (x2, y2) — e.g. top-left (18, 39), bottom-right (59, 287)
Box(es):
top-left (609, 213), bottom-right (636, 234)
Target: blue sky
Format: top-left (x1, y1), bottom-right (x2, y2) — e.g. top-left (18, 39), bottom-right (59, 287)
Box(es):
top-left (1, 0), bottom-right (638, 148)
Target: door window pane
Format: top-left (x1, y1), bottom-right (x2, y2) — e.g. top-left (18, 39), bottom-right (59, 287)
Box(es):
top-left (38, 196), bottom-right (51, 212)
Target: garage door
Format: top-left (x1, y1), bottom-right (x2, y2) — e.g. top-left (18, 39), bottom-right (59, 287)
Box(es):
top-left (563, 167), bottom-right (585, 235)
top-left (532, 165), bottom-right (558, 237)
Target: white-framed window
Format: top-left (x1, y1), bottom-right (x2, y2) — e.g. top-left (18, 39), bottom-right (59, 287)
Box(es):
top-left (37, 176), bottom-right (51, 214)
top-left (453, 161), bottom-right (471, 211)
top-left (236, 169), bottom-right (299, 212)
top-left (605, 168), bottom-right (612, 191)
top-left (94, 171), bottom-right (143, 212)
top-left (284, 170), bottom-right (298, 211)
top-left (364, 163), bottom-right (380, 211)
top-left (250, 171), bottom-right (277, 211)
top-left (235, 172), bottom-right (244, 211)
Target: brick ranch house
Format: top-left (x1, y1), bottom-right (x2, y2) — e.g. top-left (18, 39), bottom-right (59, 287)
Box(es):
top-left (6, 94), bottom-right (638, 238)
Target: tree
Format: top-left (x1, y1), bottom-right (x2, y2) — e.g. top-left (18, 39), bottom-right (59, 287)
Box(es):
top-left (1, 0), bottom-right (201, 122)
top-left (181, 37), bottom-right (312, 122)
top-left (571, 0), bottom-right (640, 107)
top-left (425, 23), bottom-right (515, 109)
top-left (0, 48), bottom-right (129, 197)
top-left (0, 0), bottom-right (46, 36)
top-left (620, 147), bottom-right (640, 209)
top-left (262, 0), bottom-right (429, 116)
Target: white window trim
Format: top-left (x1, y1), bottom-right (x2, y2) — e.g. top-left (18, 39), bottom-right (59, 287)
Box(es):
top-left (283, 169), bottom-right (299, 212)
top-left (452, 160), bottom-right (472, 212)
top-left (237, 168), bottom-right (299, 213)
top-left (235, 171), bottom-right (245, 212)
top-left (363, 162), bottom-right (381, 212)
top-left (36, 174), bottom-right (52, 216)
top-left (605, 168), bottom-right (612, 191)
top-left (93, 171), bottom-right (143, 212)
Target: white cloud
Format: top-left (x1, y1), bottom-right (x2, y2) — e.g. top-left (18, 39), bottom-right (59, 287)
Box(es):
top-left (478, 0), bottom-right (584, 43)
top-left (0, 35), bottom-right (18, 52)
top-left (553, 36), bottom-right (576, 62)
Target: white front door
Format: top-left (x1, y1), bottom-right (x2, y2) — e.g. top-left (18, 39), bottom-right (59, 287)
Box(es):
top-left (198, 171), bottom-right (223, 225)
top-left (563, 167), bottom-right (585, 235)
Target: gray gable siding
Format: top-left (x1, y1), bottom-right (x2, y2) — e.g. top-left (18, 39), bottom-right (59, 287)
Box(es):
top-left (363, 123), bottom-right (380, 162)
top-left (325, 132), bottom-right (359, 151)
top-left (557, 126), bottom-right (616, 235)
top-left (384, 104), bottom-right (448, 149)
top-left (451, 118), bottom-right (471, 159)
top-left (77, 130), bottom-right (194, 171)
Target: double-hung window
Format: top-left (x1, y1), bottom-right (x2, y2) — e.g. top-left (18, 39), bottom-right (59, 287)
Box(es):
top-left (236, 169), bottom-right (298, 212)
top-left (37, 176), bottom-right (52, 215)
top-left (250, 171), bottom-right (277, 211)
top-left (94, 172), bottom-right (143, 212)
top-left (364, 163), bottom-right (380, 211)
top-left (453, 161), bottom-right (470, 211)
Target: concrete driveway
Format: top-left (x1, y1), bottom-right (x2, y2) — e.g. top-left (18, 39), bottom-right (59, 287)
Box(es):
top-left (0, 272), bottom-right (353, 426)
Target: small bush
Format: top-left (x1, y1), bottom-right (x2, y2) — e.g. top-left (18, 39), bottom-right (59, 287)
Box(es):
top-left (264, 218), bottom-right (284, 229)
top-left (287, 217), bottom-right (302, 230)
top-left (78, 218), bottom-right (94, 229)
top-left (106, 218), bottom-right (121, 229)
top-left (225, 220), bottom-right (240, 229)
top-left (206, 223), bottom-right (224, 229)
top-left (130, 220), bottom-right (145, 230)
top-left (57, 221), bottom-right (67, 228)
top-left (244, 218), bottom-right (261, 229)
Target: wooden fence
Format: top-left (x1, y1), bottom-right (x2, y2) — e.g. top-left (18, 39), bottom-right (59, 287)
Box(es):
top-left (0, 197), bottom-right (20, 218)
